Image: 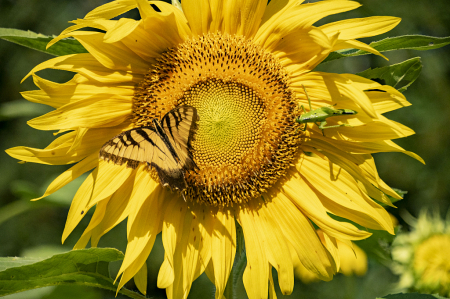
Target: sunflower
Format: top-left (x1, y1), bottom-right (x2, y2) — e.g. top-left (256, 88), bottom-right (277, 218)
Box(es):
top-left (392, 211), bottom-right (450, 296)
top-left (6, 0), bottom-right (423, 298)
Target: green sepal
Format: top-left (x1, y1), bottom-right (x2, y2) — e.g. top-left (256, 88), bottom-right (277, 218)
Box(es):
top-left (0, 28), bottom-right (87, 56)
top-left (356, 57), bottom-right (422, 92)
top-left (387, 188), bottom-right (408, 204)
top-left (0, 248), bottom-right (147, 298)
top-left (322, 35), bottom-right (450, 64)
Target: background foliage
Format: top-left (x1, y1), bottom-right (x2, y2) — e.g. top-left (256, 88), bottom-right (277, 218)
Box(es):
top-left (0, 0), bottom-right (449, 298)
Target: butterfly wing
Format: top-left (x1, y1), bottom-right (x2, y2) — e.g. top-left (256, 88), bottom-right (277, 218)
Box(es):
top-left (99, 127), bottom-right (187, 190)
top-left (160, 105), bottom-right (199, 171)
top-left (149, 135), bottom-right (187, 191)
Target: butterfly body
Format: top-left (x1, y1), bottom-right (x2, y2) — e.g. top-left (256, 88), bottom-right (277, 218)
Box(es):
top-left (99, 106), bottom-right (198, 194)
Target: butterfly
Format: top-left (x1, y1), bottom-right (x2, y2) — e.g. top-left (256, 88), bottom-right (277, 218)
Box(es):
top-left (99, 105), bottom-right (199, 197)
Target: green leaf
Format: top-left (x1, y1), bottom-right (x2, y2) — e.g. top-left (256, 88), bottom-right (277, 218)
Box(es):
top-left (0, 28), bottom-right (88, 56)
top-left (0, 257), bottom-right (44, 272)
top-left (0, 100), bottom-right (51, 121)
top-left (356, 57), bottom-right (422, 92)
top-left (378, 293), bottom-right (449, 299)
top-left (0, 248), bottom-right (146, 299)
top-left (322, 35), bottom-right (450, 63)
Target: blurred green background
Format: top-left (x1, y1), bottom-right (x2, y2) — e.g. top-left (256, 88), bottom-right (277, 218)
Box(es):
top-left (0, 0), bottom-right (449, 298)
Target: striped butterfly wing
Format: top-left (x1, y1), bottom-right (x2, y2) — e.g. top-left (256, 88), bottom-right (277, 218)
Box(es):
top-left (99, 127), bottom-right (187, 191)
top-left (160, 105), bottom-right (199, 171)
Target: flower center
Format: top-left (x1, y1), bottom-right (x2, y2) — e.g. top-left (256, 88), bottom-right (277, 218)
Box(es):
top-left (133, 33), bottom-right (301, 205)
top-left (183, 79), bottom-right (264, 166)
top-left (413, 234), bottom-right (450, 291)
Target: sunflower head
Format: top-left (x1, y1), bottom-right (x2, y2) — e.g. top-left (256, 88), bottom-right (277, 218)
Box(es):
top-left (133, 32), bottom-right (302, 205)
top-left (392, 211), bottom-right (450, 296)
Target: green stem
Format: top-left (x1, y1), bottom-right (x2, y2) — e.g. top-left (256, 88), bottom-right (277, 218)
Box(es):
top-left (223, 223), bottom-right (246, 299)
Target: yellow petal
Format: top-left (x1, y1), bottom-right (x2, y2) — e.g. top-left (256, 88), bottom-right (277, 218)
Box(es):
top-left (287, 0), bottom-right (361, 28)
top-left (126, 168), bottom-right (157, 236)
top-left (182, 0), bottom-right (266, 38)
top-left (180, 0), bottom-right (212, 36)
top-left (46, 23), bottom-right (92, 49)
top-left (169, 203), bottom-right (212, 299)
top-left (255, 0), bottom-right (360, 46)
top-left (27, 94), bottom-right (131, 131)
top-left (245, 198), bottom-right (294, 295)
top-left (73, 195), bottom-right (111, 250)
top-left (67, 127), bottom-right (88, 153)
top-left (260, 0), bottom-right (305, 27)
top-left (133, 0), bottom-right (191, 54)
top-left (334, 116), bottom-right (415, 141)
top-left (270, 192), bottom-right (335, 280)
top-left (85, 161), bottom-right (134, 212)
top-left (304, 141), bottom-right (394, 206)
top-left (268, 27), bottom-right (333, 74)
top-left (283, 169), bottom-right (371, 240)
top-left (359, 156), bottom-right (403, 200)
top-left (62, 167), bottom-right (98, 243)
top-left (103, 18), bottom-right (141, 43)
top-left (193, 206), bottom-right (212, 280)
top-left (158, 254), bottom-right (174, 290)
top-left (158, 196), bottom-right (187, 289)
top-left (134, 262), bottom-right (148, 295)
top-left (337, 240), bottom-right (367, 276)
top-left (85, 0), bottom-right (137, 20)
top-left (5, 125), bottom-right (122, 166)
top-left (332, 39), bottom-right (388, 60)
top-left (237, 202), bottom-right (269, 299)
top-left (209, 207), bottom-right (236, 299)
top-left (69, 31), bottom-right (150, 72)
top-left (22, 74), bottom-right (135, 109)
top-left (292, 72), bottom-right (378, 118)
top-left (226, 0), bottom-right (267, 37)
top-left (117, 182), bottom-right (165, 291)
top-left (314, 135), bottom-right (424, 164)
top-left (320, 16), bottom-right (401, 41)
top-left (367, 87), bottom-right (411, 114)
top-left (383, 140), bottom-right (425, 164)
top-left (299, 154), bottom-right (394, 233)
top-left (316, 230), bottom-right (340, 272)
top-left (69, 124), bottom-right (132, 157)
top-left (22, 53), bottom-right (144, 84)
top-left (21, 74), bottom-right (75, 108)
top-left (6, 132), bottom-right (79, 165)
top-left (91, 171), bottom-right (136, 246)
top-left (33, 152), bottom-right (98, 201)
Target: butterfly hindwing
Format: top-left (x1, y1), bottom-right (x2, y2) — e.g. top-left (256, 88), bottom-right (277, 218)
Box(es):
top-left (161, 105), bottom-right (199, 171)
top-left (99, 105), bottom-right (199, 191)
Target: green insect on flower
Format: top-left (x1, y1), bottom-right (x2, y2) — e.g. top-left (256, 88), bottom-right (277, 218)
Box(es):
top-left (296, 85), bottom-right (358, 135)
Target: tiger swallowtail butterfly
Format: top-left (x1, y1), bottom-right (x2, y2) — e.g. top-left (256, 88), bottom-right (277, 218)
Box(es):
top-left (99, 106), bottom-right (198, 198)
